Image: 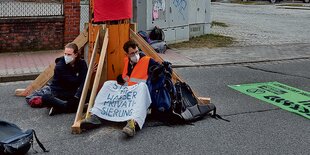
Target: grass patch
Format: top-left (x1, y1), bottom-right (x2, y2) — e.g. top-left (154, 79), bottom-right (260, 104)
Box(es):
top-left (277, 4), bottom-right (305, 7)
top-left (211, 21), bottom-right (228, 28)
top-left (168, 34), bottom-right (235, 49)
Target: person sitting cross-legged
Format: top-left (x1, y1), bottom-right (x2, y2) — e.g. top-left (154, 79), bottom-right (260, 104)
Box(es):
top-left (26, 43), bottom-right (88, 115)
top-left (80, 40), bottom-right (159, 137)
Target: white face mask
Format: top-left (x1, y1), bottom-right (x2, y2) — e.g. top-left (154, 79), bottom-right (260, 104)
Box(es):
top-left (130, 53), bottom-right (140, 63)
top-left (64, 55), bottom-right (74, 64)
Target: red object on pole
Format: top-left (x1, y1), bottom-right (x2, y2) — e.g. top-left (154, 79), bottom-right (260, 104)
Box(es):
top-left (94, 0), bottom-right (132, 22)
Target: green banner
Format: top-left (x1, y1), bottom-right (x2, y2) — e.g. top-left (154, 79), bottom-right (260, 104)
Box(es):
top-left (229, 82), bottom-right (310, 119)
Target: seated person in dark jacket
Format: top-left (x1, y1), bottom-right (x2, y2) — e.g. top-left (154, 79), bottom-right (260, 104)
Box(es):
top-left (42, 43), bottom-right (88, 116)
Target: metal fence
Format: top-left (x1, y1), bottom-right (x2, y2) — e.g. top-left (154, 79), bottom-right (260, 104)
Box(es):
top-left (0, 0), bottom-right (63, 17)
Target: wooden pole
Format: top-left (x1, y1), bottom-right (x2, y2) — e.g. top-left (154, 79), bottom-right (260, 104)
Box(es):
top-left (71, 26), bottom-right (105, 134)
top-left (85, 28), bottom-right (109, 119)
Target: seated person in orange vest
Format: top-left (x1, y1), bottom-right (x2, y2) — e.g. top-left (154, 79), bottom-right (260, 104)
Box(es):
top-left (26, 43), bottom-right (88, 116)
top-left (80, 40), bottom-right (158, 137)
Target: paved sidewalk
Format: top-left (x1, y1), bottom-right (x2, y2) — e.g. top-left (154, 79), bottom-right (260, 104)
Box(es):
top-left (0, 50), bottom-right (62, 82)
top-left (1, 43), bottom-right (309, 83)
top-left (174, 43), bottom-right (310, 66)
top-left (0, 49), bottom-right (195, 83)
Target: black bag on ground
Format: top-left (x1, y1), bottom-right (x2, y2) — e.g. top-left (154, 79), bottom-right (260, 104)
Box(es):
top-left (149, 26), bottom-right (165, 41)
top-left (0, 120), bottom-right (49, 155)
top-left (172, 81), bottom-right (229, 123)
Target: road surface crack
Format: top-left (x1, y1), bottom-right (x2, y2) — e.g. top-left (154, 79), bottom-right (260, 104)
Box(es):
top-left (245, 66), bottom-right (310, 80)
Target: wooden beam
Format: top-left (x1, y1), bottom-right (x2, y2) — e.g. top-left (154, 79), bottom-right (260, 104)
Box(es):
top-left (72, 26), bottom-right (105, 134)
top-left (15, 63), bottom-right (55, 97)
top-left (74, 28), bottom-right (89, 49)
top-left (130, 29), bottom-right (184, 83)
top-left (85, 27), bottom-right (109, 119)
top-left (15, 28), bottom-right (89, 97)
top-left (130, 23), bottom-right (137, 32)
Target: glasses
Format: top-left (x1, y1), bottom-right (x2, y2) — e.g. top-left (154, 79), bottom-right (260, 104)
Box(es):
top-left (128, 50), bottom-right (139, 57)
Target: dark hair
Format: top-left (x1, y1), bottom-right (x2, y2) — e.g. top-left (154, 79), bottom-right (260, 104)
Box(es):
top-left (65, 42), bottom-right (80, 59)
top-left (123, 40), bottom-right (138, 53)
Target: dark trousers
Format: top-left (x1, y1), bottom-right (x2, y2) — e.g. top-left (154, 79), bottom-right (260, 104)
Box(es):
top-left (41, 93), bottom-right (79, 113)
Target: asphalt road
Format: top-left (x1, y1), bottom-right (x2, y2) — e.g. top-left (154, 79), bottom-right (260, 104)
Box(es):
top-left (1, 2), bottom-right (310, 155)
top-left (0, 59), bottom-right (309, 154)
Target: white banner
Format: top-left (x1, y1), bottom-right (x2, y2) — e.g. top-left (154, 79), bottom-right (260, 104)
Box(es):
top-left (91, 81), bottom-right (151, 129)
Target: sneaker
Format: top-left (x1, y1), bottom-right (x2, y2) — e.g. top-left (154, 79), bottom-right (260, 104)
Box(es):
top-left (80, 115), bottom-right (102, 131)
top-left (122, 119), bottom-right (136, 137)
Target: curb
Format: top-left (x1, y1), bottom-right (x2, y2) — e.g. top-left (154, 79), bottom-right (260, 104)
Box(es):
top-left (276, 6), bottom-right (310, 10)
top-left (172, 57), bottom-right (310, 68)
top-left (0, 73), bottom-right (39, 83)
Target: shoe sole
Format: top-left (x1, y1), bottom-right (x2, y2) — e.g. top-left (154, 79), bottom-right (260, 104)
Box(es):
top-left (122, 127), bottom-right (135, 137)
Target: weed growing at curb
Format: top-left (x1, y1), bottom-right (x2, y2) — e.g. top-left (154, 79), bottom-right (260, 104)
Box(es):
top-left (232, 0), bottom-right (269, 5)
top-left (168, 34), bottom-right (235, 49)
top-left (211, 21), bottom-right (228, 28)
top-left (277, 4), bottom-right (307, 7)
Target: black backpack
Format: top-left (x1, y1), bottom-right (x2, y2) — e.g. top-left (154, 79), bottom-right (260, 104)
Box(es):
top-left (172, 82), bottom-right (229, 122)
top-left (0, 120), bottom-right (49, 155)
top-left (150, 81), bottom-right (229, 125)
top-left (149, 26), bottom-right (165, 41)
top-left (147, 61), bottom-right (175, 112)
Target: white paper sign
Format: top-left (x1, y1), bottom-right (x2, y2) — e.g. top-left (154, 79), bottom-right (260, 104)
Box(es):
top-left (91, 81), bottom-right (151, 129)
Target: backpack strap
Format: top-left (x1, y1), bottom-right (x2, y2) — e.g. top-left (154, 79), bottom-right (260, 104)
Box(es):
top-left (32, 130), bottom-right (49, 153)
top-left (210, 107), bottom-right (230, 122)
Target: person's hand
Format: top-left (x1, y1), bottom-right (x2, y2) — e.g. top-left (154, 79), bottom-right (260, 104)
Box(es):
top-left (117, 74), bottom-right (125, 85)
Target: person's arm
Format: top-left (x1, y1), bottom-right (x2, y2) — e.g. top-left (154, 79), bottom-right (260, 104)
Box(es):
top-left (74, 60), bottom-right (88, 98)
top-left (52, 57), bottom-right (67, 87)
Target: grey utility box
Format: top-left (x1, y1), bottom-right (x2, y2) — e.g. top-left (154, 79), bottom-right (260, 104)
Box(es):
top-left (133, 0), bottom-right (211, 44)
top-left (189, 0), bottom-right (211, 38)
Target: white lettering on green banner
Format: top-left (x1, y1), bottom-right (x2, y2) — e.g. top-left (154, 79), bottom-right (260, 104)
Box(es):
top-left (229, 81), bottom-right (310, 119)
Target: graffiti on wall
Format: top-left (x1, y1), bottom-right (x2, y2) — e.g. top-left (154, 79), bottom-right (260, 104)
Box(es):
top-left (152, 0), bottom-right (166, 20)
top-left (173, 0), bottom-right (187, 20)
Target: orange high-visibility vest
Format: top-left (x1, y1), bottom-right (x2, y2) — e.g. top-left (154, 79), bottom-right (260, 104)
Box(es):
top-left (122, 56), bottom-right (151, 86)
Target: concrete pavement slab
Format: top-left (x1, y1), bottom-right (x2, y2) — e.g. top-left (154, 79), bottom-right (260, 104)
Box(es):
top-left (174, 44), bottom-right (310, 66)
top-left (159, 49), bottom-right (200, 67)
top-left (0, 50), bottom-right (62, 82)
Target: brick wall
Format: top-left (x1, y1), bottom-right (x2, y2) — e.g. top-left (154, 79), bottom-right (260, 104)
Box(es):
top-left (0, 16), bottom-right (64, 53)
top-left (0, 0), bottom-right (80, 53)
top-left (64, 0), bottom-right (80, 45)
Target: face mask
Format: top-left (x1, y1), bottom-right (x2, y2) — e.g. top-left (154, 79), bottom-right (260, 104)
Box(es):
top-left (130, 53), bottom-right (140, 63)
top-left (64, 55), bottom-right (74, 64)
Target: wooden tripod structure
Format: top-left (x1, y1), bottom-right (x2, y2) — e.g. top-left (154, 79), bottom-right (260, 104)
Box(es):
top-left (14, 1), bottom-right (210, 134)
